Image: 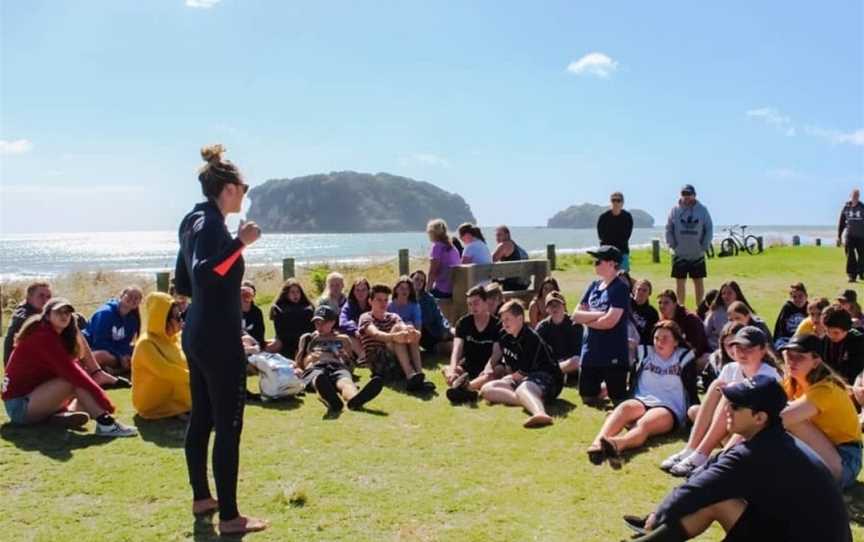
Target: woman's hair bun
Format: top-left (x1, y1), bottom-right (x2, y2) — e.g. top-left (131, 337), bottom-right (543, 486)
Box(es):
top-left (200, 143), bottom-right (226, 165)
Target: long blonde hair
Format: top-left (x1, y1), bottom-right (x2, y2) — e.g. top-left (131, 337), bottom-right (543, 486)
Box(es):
top-left (426, 218), bottom-right (453, 248)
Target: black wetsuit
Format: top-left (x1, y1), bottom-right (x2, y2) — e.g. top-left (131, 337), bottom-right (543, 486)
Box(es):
top-left (175, 200), bottom-right (247, 522)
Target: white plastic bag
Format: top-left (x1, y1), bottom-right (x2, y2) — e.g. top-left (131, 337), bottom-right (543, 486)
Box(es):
top-left (248, 352), bottom-right (305, 400)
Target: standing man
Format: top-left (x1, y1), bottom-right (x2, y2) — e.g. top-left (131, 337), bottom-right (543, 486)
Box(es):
top-left (838, 188), bottom-right (864, 282)
top-left (597, 191), bottom-right (634, 271)
top-left (665, 184), bottom-right (713, 308)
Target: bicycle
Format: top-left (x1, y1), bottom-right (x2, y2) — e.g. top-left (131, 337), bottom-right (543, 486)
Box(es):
top-left (719, 225), bottom-right (761, 256)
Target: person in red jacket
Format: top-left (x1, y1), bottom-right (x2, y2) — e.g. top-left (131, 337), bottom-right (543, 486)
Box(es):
top-left (657, 289), bottom-right (710, 369)
top-left (2, 298), bottom-right (137, 437)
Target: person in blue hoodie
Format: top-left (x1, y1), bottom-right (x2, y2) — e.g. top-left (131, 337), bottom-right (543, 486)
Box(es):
top-left (665, 184), bottom-right (713, 309)
top-left (84, 286), bottom-right (143, 373)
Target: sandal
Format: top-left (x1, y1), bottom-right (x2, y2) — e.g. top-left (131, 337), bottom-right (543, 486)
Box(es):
top-left (586, 444), bottom-right (604, 466)
top-left (219, 515), bottom-right (269, 535)
top-left (600, 436), bottom-right (623, 470)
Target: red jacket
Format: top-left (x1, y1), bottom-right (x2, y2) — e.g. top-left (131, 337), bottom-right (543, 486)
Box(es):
top-left (2, 322), bottom-right (114, 413)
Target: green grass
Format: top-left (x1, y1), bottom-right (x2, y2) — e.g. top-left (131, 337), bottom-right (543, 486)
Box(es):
top-left (1, 246), bottom-right (863, 541)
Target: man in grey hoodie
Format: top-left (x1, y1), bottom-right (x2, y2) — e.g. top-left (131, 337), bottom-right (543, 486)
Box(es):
top-left (665, 184), bottom-right (713, 307)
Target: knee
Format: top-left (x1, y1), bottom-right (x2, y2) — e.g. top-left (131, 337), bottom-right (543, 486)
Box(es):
top-left (687, 405), bottom-right (700, 421)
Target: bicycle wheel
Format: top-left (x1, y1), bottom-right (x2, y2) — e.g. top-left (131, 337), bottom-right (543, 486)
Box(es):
top-left (744, 235), bottom-right (760, 254)
top-left (720, 238), bottom-right (737, 257)
top-left (705, 244), bottom-right (715, 259)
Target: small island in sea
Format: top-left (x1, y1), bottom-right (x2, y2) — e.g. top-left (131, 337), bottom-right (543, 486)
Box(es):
top-left (547, 203), bottom-right (655, 229)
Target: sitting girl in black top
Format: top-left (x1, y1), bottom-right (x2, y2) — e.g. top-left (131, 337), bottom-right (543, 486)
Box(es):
top-left (268, 279), bottom-right (314, 360)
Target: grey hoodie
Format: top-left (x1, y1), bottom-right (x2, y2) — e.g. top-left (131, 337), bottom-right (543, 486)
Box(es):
top-left (665, 200), bottom-right (713, 260)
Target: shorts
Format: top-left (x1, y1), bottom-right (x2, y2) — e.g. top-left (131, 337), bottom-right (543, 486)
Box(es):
top-left (723, 503), bottom-right (769, 542)
top-left (634, 399), bottom-right (680, 432)
top-left (671, 256), bottom-right (707, 279)
top-left (367, 348), bottom-right (403, 381)
top-left (3, 395), bottom-right (30, 425)
top-left (459, 358), bottom-right (487, 379)
top-left (302, 361), bottom-right (353, 389)
top-left (579, 365), bottom-right (628, 403)
top-left (503, 372), bottom-right (563, 402)
top-left (619, 253), bottom-right (631, 272)
top-left (837, 441), bottom-right (863, 490)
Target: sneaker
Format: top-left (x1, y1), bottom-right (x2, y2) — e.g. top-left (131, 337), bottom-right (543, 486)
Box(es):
top-left (669, 456), bottom-right (701, 477)
top-left (314, 373), bottom-right (344, 412)
top-left (419, 380), bottom-right (436, 393)
top-left (446, 386), bottom-right (479, 404)
top-left (347, 376), bottom-right (383, 410)
top-left (405, 372), bottom-right (425, 392)
top-left (660, 450), bottom-right (691, 472)
top-left (49, 411), bottom-right (90, 428)
top-left (95, 421), bottom-right (138, 438)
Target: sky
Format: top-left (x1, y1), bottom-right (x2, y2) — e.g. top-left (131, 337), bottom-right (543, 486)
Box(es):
top-left (1, 0), bottom-right (862, 234)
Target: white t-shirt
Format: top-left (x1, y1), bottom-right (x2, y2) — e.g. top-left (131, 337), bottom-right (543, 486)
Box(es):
top-left (461, 240), bottom-right (492, 265)
top-left (633, 346), bottom-right (695, 423)
top-left (718, 361), bottom-right (781, 384)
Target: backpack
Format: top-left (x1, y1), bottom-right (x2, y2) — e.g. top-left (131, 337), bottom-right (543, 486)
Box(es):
top-left (248, 352), bottom-right (304, 400)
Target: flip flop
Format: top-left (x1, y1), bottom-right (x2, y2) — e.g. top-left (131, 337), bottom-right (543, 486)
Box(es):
top-left (600, 436), bottom-right (623, 470)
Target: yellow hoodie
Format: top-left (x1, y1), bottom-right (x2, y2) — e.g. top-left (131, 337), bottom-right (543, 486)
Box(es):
top-left (131, 292), bottom-right (191, 419)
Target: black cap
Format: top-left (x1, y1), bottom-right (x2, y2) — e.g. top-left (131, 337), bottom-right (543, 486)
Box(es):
top-left (312, 305), bottom-right (338, 322)
top-left (680, 184), bottom-right (696, 195)
top-left (728, 325), bottom-right (767, 348)
top-left (721, 374), bottom-right (788, 419)
top-left (778, 334), bottom-right (823, 355)
top-left (586, 245), bottom-right (623, 264)
top-left (837, 289), bottom-right (858, 304)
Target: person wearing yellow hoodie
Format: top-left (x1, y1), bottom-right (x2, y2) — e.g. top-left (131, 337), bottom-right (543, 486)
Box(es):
top-left (131, 292), bottom-right (191, 419)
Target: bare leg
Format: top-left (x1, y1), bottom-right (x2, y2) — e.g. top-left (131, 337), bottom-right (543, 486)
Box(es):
top-left (559, 357), bottom-right (580, 374)
top-left (693, 395), bottom-right (732, 455)
top-left (387, 343), bottom-right (417, 378)
top-left (676, 278), bottom-right (687, 308)
top-left (591, 400), bottom-right (646, 448)
top-left (92, 350), bottom-right (120, 371)
top-left (336, 377), bottom-right (359, 401)
top-left (679, 499), bottom-right (746, 537)
top-left (23, 379), bottom-right (76, 422)
top-left (693, 278), bottom-right (705, 307)
top-left (607, 408), bottom-right (675, 453)
top-left (786, 420), bottom-right (843, 481)
top-left (686, 380), bottom-right (723, 448)
top-left (516, 381), bottom-right (553, 427)
top-left (480, 379), bottom-right (520, 406)
top-left (408, 342), bottom-right (423, 373)
top-left (468, 373), bottom-right (494, 391)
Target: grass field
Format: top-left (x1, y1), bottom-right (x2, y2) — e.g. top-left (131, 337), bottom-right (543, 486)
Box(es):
top-left (1, 246), bottom-right (863, 541)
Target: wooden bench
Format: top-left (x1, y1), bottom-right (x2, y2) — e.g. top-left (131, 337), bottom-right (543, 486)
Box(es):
top-left (437, 259), bottom-right (550, 323)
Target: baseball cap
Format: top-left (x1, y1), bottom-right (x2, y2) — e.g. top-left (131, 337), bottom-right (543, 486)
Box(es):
top-left (721, 374), bottom-right (789, 419)
top-left (586, 245), bottom-right (623, 264)
top-left (728, 325), bottom-right (767, 348)
top-left (837, 289), bottom-right (858, 304)
top-left (45, 297), bottom-right (75, 313)
top-left (680, 184), bottom-right (696, 195)
top-left (545, 291), bottom-right (566, 306)
top-left (778, 334), bottom-right (823, 355)
top-left (312, 305), bottom-right (338, 322)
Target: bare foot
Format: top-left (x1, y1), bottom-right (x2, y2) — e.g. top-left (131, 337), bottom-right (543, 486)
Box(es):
top-left (192, 498), bottom-right (219, 515)
top-left (92, 370), bottom-right (117, 387)
top-left (219, 515), bottom-right (269, 535)
top-left (523, 413), bottom-right (553, 428)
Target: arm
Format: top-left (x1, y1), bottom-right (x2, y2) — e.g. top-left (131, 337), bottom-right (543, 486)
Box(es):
top-left (701, 208), bottom-right (713, 252)
top-left (46, 344), bottom-right (115, 413)
top-left (780, 397), bottom-right (819, 427)
top-left (188, 217), bottom-right (246, 290)
top-left (174, 248), bottom-right (192, 297)
top-left (665, 209), bottom-right (677, 250)
top-left (294, 334), bottom-right (312, 371)
top-left (428, 259), bottom-right (441, 288)
top-left (596, 213), bottom-right (607, 244)
top-left (411, 303), bottom-right (423, 329)
top-left (364, 322), bottom-right (396, 343)
top-left (586, 307), bottom-right (624, 330)
top-left (447, 338), bottom-right (465, 376)
top-left (339, 304), bottom-right (359, 336)
top-left (681, 354), bottom-right (700, 406)
top-left (624, 211), bottom-right (634, 240)
top-left (839, 206), bottom-right (848, 241)
top-left (492, 242), bottom-right (507, 262)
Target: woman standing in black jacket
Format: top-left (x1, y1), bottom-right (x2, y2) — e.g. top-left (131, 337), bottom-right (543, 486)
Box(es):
top-left (174, 144), bottom-right (268, 535)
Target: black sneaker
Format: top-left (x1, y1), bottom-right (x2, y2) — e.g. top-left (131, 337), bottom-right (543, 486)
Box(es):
top-left (622, 515), bottom-right (648, 536)
top-left (406, 372), bottom-right (425, 392)
top-left (314, 373), bottom-right (344, 412)
top-left (420, 380), bottom-right (436, 393)
top-left (446, 386), bottom-right (478, 404)
top-left (347, 376), bottom-right (383, 410)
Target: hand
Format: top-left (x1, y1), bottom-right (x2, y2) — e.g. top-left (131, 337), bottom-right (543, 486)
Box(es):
top-left (238, 220), bottom-right (262, 246)
top-left (852, 385), bottom-right (864, 406)
top-left (645, 513), bottom-right (656, 531)
top-left (511, 372), bottom-right (524, 384)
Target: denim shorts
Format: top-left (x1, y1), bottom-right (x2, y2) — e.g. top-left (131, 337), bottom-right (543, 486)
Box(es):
top-left (837, 441), bottom-right (863, 490)
top-left (3, 395), bottom-right (30, 425)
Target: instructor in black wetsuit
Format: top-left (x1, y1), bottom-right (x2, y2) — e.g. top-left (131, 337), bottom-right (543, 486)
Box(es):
top-left (174, 144), bottom-right (268, 535)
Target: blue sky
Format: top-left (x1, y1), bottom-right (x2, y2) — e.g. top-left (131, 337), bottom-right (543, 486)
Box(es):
top-left (1, 0), bottom-right (862, 233)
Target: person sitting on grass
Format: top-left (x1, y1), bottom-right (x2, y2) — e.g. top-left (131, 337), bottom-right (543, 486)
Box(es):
top-left (703, 322), bottom-right (743, 388)
top-left (444, 285), bottom-right (503, 404)
top-left (84, 285), bottom-right (143, 374)
top-left (480, 299), bottom-right (563, 428)
top-left (835, 289), bottom-right (864, 329)
top-left (2, 297), bottom-right (137, 437)
top-left (317, 272), bottom-right (347, 313)
top-left (339, 277), bottom-right (372, 356)
top-left (702, 281), bottom-right (751, 352)
top-left (387, 275), bottom-right (422, 330)
top-left (796, 297), bottom-right (830, 337)
top-left (660, 326), bottom-right (780, 477)
top-left (820, 304), bottom-right (864, 387)
top-left (410, 270), bottom-right (453, 353)
top-left (657, 289), bottom-right (709, 369)
top-left (295, 305), bottom-right (383, 413)
top-left (240, 281), bottom-right (266, 348)
top-left (726, 301), bottom-right (772, 345)
top-left (625, 375), bottom-right (851, 542)
top-left (359, 284), bottom-right (435, 393)
top-left (536, 291), bottom-right (583, 382)
top-left (485, 282), bottom-right (505, 316)
top-left (773, 282), bottom-right (809, 349)
top-left (588, 320), bottom-right (698, 469)
top-left (779, 334), bottom-right (862, 490)
top-left (4, 281), bottom-right (53, 366)
top-left (268, 278), bottom-right (315, 360)
top-left (528, 276), bottom-right (561, 328)
top-left (131, 292), bottom-right (191, 420)
top-left (695, 289), bottom-right (718, 321)
top-left (631, 279), bottom-right (660, 347)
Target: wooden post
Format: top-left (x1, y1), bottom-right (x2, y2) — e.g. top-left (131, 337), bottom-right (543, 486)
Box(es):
top-left (651, 239), bottom-right (661, 263)
top-left (282, 258), bottom-right (295, 280)
top-left (792, 235), bottom-right (801, 247)
top-left (546, 244), bottom-right (556, 271)
top-left (815, 238), bottom-right (822, 247)
top-left (398, 249), bottom-right (409, 277)
top-left (757, 236), bottom-right (764, 253)
top-left (156, 271), bottom-right (171, 293)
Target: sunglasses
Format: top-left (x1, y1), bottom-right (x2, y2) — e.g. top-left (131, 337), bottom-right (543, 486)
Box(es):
top-left (681, 192), bottom-right (694, 197)
top-left (592, 260), bottom-right (604, 266)
top-left (231, 182), bottom-right (249, 194)
top-left (610, 198), bottom-right (623, 203)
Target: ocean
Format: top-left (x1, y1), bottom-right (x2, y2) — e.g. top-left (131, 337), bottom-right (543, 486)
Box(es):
top-left (0, 225), bottom-right (836, 280)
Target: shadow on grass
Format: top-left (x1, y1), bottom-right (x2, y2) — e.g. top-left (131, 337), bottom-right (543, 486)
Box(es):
top-left (615, 432), bottom-right (688, 468)
top-left (846, 481), bottom-right (864, 526)
top-left (190, 516), bottom-right (252, 542)
top-left (0, 423), bottom-right (114, 461)
top-left (134, 415), bottom-right (187, 448)
top-left (246, 395), bottom-right (304, 411)
top-left (547, 398), bottom-right (578, 419)
top-left (384, 381), bottom-right (438, 402)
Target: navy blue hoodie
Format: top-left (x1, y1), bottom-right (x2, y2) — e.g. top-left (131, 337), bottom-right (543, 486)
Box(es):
top-left (84, 299), bottom-right (140, 358)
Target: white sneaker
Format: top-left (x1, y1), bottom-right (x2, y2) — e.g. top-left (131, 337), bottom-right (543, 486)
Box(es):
top-left (669, 454), bottom-right (704, 477)
top-left (95, 421), bottom-right (138, 438)
top-left (660, 449), bottom-right (691, 471)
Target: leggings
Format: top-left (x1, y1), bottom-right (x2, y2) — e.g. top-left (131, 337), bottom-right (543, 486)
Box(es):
top-left (185, 351), bottom-right (247, 522)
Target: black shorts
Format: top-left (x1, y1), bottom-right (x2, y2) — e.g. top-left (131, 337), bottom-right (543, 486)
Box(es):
top-left (506, 372), bottom-right (563, 402)
top-left (671, 256), bottom-right (707, 279)
top-left (367, 348), bottom-right (403, 381)
top-left (459, 358), bottom-right (487, 379)
top-left (722, 503), bottom-right (768, 542)
top-left (633, 399), bottom-right (680, 432)
top-left (579, 365), bottom-right (628, 403)
top-left (302, 361), bottom-right (353, 389)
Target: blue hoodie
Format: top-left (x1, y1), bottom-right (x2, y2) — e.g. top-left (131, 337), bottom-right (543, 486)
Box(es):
top-left (84, 299), bottom-right (140, 359)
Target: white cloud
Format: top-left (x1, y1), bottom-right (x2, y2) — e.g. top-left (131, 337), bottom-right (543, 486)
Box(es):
top-left (400, 153), bottom-right (450, 168)
top-left (0, 139), bottom-right (34, 155)
top-left (805, 126), bottom-right (864, 146)
top-left (746, 107), bottom-right (795, 136)
top-left (566, 52), bottom-right (619, 78)
top-left (185, 0), bottom-right (221, 8)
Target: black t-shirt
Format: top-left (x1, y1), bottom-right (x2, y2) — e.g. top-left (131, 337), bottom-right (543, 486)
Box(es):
top-left (630, 299), bottom-right (660, 346)
top-left (499, 324), bottom-right (562, 379)
top-left (455, 314), bottom-right (501, 377)
top-left (536, 315), bottom-right (583, 361)
top-left (822, 329), bottom-right (864, 385)
top-left (242, 303), bottom-right (266, 346)
top-left (596, 209), bottom-right (634, 254)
